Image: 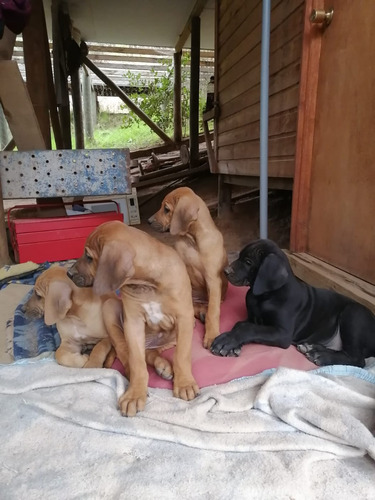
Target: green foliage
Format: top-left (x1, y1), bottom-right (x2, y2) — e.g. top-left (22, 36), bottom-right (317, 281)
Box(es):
top-left (122, 52), bottom-right (206, 136)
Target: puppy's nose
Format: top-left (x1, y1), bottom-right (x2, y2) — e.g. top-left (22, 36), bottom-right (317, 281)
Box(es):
top-left (67, 269), bottom-right (74, 280)
top-left (224, 266), bottom-right (232, 277)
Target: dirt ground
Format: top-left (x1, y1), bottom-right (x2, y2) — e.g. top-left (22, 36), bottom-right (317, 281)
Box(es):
top-left (136, 173), bottom-right (292, 261)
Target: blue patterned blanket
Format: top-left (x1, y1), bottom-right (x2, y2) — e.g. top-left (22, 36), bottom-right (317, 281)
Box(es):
top-left (2, 262), bottom-right (62, 360)
top-left (13, 288), bottom-right (61, 360)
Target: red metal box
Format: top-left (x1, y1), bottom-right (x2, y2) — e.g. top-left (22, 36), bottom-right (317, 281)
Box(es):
top-left (8, 203), bottom-right (123, 263)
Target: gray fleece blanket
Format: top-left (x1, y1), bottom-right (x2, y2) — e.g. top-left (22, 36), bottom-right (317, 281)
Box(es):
top-left (1, 358), bottom-right (375, 499)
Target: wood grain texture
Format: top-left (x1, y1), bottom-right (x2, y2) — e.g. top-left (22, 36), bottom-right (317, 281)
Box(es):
top-left (216, 0), bottom-right (304, 179)
top-left (290, 0), bottom-right (322, 252)
top-left (306, 0), bottom-right (375, 283)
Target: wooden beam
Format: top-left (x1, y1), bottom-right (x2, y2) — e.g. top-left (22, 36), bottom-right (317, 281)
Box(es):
top-left (217, 174), bottom-right (232, 217)
top-left (51, 0), bottom-right (72, 149)
top-left (173, 51), bottom-right (182, 144)
top-left (0, 61), bottom-right (45, 150)
top-left (290, 0), bottom-right (322, 253)
top-left (82, 67), bottom-right (95, 140)
top-left (175, 0), bottom-right (207, 52)
top-left (0, 61), bottom-right (46, 265)
top-left (83, 56), bottom-right (174, 145)
top-left (189, 16), bottom-right (201, 168)
top-left (287, 252), bottom-right (375, 314)
top-left (130, 131), bottom-right (208, 159)
top-left (42, 5), bottom-right (63, 150)
top-left (133, 163), bottom-right (209, 189)
top-left (202, 117), bottom-right (216, 172)
top-left (3, 138), bottom-right (16, 151)
top-left (71, 68), bottom-right (85, 149)
top-left (22, 0), bottom-right (52, 149)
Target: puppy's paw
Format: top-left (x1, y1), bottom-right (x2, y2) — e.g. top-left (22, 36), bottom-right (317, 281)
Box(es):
top-left (203, 333), bottom-right (216, 350)
top-left (154, 357), bottom-right (173, 380)
top-left (210, 332), bottom-right (242, 357)
top-left (297, 343), bottom-right (326, 366)
top-left (173, 379), bottom-right (200, 401)
top-left (296, 343), bottom-right (313, 354)
top-left (118, 389), bottom-right (147, 417)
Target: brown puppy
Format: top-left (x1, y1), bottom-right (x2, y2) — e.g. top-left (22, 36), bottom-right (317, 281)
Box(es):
top-left (24, 266), bottom-right (174, 379)
top-left (23, 266), bottom-right (114, 368)
top-left (67, 221), bottom-right (199, 417)
top-left (148, 186), bottom-right (228, 349)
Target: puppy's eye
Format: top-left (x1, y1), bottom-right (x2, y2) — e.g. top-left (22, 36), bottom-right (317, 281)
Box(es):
top-left (85, 251), bottom-right (93, 263)
top-left (245, 259), bottom-right (253, 266)
top-left (164, 205), bottom-right (170, 214)
top-left (35, 291), bottom-right (42, 299)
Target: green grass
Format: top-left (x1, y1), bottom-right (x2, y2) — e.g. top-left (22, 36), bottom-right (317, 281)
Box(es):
top-left (60, 111), bottom-right (206, 151)
top-left (64, 113), bottom-right (166, 151)
top-left (85, 113), bottom-right (165, 150)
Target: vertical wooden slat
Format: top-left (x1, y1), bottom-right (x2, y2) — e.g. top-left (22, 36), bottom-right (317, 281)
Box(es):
top-left (51, 0), bottom-right (72, 149)
top-left (71, 68), bottom-right (85, 149)
top-left (22, 0), bottom-right (52, 149)
top-left (290, 0), bottom-right (322, 252)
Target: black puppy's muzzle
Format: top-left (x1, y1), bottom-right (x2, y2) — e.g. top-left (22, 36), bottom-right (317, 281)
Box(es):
top-left (224, 261), bottom-right (250, 287)
top-left (224, 265), bottom-right (239, 285)
top-left (224, 265), bottom-right (233, 278)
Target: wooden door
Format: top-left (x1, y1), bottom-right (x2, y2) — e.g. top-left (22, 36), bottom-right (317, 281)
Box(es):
top-left (291, 0), bottom-right (375, 284)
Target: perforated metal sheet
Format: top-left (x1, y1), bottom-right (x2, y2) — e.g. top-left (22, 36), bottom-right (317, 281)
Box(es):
top-left (0, 149), bottom-right (131, 199)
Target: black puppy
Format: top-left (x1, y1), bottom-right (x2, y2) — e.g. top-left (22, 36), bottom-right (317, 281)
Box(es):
top-left (211, 239), bottom-right (375, 367)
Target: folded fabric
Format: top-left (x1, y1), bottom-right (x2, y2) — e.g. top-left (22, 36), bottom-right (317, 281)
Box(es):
top-left (0, 359), bottom-right (375, 499)
top-left (13, 287), bottom-right (61, 359)
top-left (0, 261), bottom-right (48, 289)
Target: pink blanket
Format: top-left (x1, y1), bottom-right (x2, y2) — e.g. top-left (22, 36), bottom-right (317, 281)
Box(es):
top-left (112, 283), bottom-right (316, 388)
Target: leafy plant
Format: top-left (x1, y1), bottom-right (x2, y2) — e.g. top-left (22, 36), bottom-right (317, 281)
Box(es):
top-left (121, 52), bottom-right (206, 137)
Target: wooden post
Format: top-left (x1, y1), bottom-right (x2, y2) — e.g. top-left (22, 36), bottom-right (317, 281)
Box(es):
top-left (189, 16), bottom-right (200, 168)
top-left (51, 0), bottom-right (72, 149)
top-left (82, 67), bottom-right (95, 140)
top-left (0, 62), bottom-right (46, 150)
top-left (0, 28), bottom-right (15, 265)
top-left (173, 50), bottom-right (182, 144)
top-left (83, 56), bottom-right (174, 145)
top-left (22, 0), bottom-right (52, 149)
top-left (217, 175), bottom-right (232, 217)
top-left (71, 67), bottom-right (84, 149)
top-left (0, 105), bottom-right (11, 149)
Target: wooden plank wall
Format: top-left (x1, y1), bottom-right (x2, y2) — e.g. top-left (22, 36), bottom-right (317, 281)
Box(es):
top-left (215, 0), bottom-right (305, 179)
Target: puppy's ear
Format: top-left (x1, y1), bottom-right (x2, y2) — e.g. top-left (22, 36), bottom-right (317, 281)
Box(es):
top-left (253, 253), bottom-right (288, 295)
top-left (94, 242), bottom-right (135, 295)
top-left (44, 281), bottom-right (73, 325)
top-left (170, 196), bottom-right (199, 235)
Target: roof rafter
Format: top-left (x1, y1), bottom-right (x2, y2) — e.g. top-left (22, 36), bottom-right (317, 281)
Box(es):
top-left (175, 0), bottom-right (208, 52)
